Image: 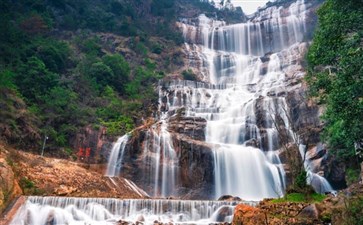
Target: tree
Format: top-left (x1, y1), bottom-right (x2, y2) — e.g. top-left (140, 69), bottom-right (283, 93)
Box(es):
top-left (306, 0), bottom-right (363, 164)
top-left (88, 61), bottom-right (114, 90)
top-left (102, 54), bottom-right (130, 94)
top-left (16, 56), bottom-right (59, 103)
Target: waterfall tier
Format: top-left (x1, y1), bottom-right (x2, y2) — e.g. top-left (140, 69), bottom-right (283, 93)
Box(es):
top-left (11, 196), bottom-right (255, 225)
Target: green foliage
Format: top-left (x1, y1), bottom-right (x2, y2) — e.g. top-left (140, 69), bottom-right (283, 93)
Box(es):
top-left (78, 37), bottom-right (102, 57)
top-left (272, 192), bottom-right (326, 203)
top-left (125, 61), bottom-right (163, 99)
top-left (96, 86), bottom-right (123, 120)
top-left (182, 69), bottom-right (198, 81)
top-left (151, 0), bottom-right (175, 17)
top-left (0, 0), bottom-right (174, 153)
top-left (19, 177), bottom-right (44, 195)
top-left (0, 70), bottom-right (17, 90)
top-left (102, 54), bottom-right (130, 93)
top-left (33, 38), bottom-right (70, 73)
top-left (295, 170), bottom-right (308, 190)
top-left (342, 197), bottom-right (363, 225)
top-left (101, 116), bottom-right (134, 136)
top-left (307, 0), bottom-right (363, 164)
top-left (135, 42), bottom-right (148, 56)
top-left (15, 56), bottom-right (59, 103)
top-left (151, 43), bottom-right (163, 54)
top-left (89, 61), bottom-right (114, 89)
top-left (345, 168), bottom-right (360, 186)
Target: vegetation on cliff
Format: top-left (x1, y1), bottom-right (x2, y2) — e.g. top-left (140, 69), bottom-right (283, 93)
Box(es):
top-left (0, 0), bottom-right (243, 155)
top-left (307, 0), bottom-right (363, 167)
top-left (0, 0), bottom-right (185, 153)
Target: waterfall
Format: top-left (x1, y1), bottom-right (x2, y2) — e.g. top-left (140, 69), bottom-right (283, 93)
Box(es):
top-left (105, 0), bottom-right (329, 200)
top-left (105, 113), bottom-right (178, 198)
top-left (105, 135), bottom-right (129, 177)
top-left (170, 0), bottom-right (323, 200)
top-left (11, 196), bottom-right (255, 225)
top-left (170, 4), bottom-right (309, 199)
top-left (142, 114), bottom-right (179, 197)
top-left (299, 144), bottom-right (334, 194)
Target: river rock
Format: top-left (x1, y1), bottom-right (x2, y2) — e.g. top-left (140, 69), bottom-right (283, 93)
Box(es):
top-left (214, 206), bottom-right (234, 222)
top-left (218, 195), bottom-right (242, 201)
top-left (218, 195), bottom-right (234, 201)
top-left (136, 214), bottom-right (145, 222)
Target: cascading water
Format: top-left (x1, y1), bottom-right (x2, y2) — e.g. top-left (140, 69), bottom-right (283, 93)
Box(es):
top-left (168, 0), bottom-right (313, 200)
top-left (141, 114), bottom-right (179, 197)
top-left (299, 144), bottom-right (334, 194)
top-left (106, 135), bottom-right (129, 177)
top-left (106, 114), bottom-right (178, 198)
top-left (106, 0), bottom-right (329, 200)
top-left (11, 196), bottom-right (255, 225)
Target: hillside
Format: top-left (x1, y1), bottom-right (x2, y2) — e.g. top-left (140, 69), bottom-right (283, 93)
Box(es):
top-left (0, 0), bottom-right (243, 157)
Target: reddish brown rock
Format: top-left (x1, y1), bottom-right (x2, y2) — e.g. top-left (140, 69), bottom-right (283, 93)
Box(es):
top-left (232, 204), bottom-right (266, 225)
top-left (0, 145), bottom-right (22, 214)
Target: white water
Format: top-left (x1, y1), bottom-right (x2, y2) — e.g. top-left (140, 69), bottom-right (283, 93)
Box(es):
top-left (142, 114), bottom-right (179, 197)
top-left (106, 135), bottom-right (129, 177)
top-left (299, 144), bottom-right (334, 193)
top-left (11, 196), bottom-right (255, 225)
top-left (106, 114), bottom-right (178, 198)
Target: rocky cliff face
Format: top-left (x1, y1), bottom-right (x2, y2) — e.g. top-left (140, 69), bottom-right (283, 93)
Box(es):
top-left (0, 145), bottom-right (22, 214)
top-left (109, 118), bottom-right (215, 199)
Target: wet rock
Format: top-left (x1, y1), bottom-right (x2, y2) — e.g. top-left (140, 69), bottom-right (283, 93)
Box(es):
top-left (117, 220), bottom-right (131, 225)
top-left (169, 116), bottom-right (207, 141)
top-left (218, 195), bottom-right (234, 201)
top-left (218, 195), bottom-right (242, 201)
top-left (175, 136), bottom-right (214, 198)
top-left (214, 206), bottom-right (234, 222)
top-left (136, 215), bottom-right (145, 222)
top-left (326, 160), bottom-right (347, 189)
top-left (244, 139), bottom-right (260, 148)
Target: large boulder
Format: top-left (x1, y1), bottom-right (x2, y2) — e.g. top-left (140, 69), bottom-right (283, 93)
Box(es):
top-left (232, 204), bottom-right (266, 225)
top-left (298, 204), bottom-right (319, 220)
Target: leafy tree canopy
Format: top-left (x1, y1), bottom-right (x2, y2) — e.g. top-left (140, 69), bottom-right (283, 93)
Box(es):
top-left (307, 0), bottom-right (363, 163)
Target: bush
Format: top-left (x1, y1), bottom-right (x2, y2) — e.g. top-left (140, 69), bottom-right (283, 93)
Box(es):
top-left (346, 168), bottom-right (360, 186)
top-left (182, 69), bottom-right (198, 81)
top-left (342, 197), bottom-right (363, 225)
top-left (0, 70), bottom-right (17, 90)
